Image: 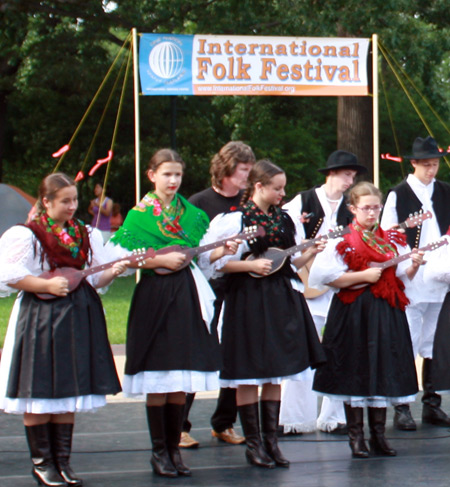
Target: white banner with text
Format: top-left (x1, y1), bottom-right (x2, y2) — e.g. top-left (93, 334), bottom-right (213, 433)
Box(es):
top-left (139, 34), bottom-right (371, 96)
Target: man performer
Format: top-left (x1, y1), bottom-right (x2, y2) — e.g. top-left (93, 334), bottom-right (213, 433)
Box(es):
top-left (381, 135), bottom-right (450, 431)
top-left (179, 141), bottom-right (256, 448)
top-left (281, 150), bottom-right (367, 434)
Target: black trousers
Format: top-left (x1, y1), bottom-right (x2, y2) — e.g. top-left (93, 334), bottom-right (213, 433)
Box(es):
top-left (182, 388), bottom-right (238, 433)
top-left (182, 279), bottom-right (238, 433)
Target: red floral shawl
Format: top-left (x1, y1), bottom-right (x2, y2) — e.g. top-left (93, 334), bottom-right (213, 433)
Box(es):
top-left (335, 223), bottom-right (409, 310)
top-left (26, 218), bottom-right (90, 271)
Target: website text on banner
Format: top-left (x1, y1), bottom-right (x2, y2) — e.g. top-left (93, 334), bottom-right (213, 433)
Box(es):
top-left (139, 34), bottom-right (371, 97)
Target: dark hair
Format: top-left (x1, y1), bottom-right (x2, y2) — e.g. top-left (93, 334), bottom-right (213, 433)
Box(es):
top-left (148, 149), bottom-right (185, 172)
top-left (36, 172), bottom-right (76, 215)
top-left (349, 181), bottom-right (382, 207)
top-left (210, 141), bottom-right (255, 189)
top-left (241, 159), bottom-right (284, 205)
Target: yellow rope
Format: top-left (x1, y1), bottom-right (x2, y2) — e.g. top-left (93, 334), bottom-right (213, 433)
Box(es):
top-left (53, 32), bottom-right (132, 172)
top-left (379, 62), bottom-right (405, 178)
top-left (379, 43), bottom-right (433, 134)
top-left (81, 48), bottom-right (130, 176)
top-left (111, 47), bottom-right (133, 149)
top-left (379, 41), bottom-right (450, 168)
top-left (379, 41), bottom-right (450, 138)
top-left (103, 47), bottom-right (134, 193)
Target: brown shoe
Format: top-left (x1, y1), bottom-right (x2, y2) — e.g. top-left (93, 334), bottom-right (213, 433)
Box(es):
top-left (211, 428), bottom-right (245, 445)
top-left (178, 432), bottom-right (199, 449)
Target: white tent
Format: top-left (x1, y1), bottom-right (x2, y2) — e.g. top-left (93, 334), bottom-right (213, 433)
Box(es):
top-left (0, 184), bottom-right (35, 237)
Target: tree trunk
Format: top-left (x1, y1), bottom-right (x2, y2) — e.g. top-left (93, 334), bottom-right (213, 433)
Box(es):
top-left (337, 96), bottom-right (373, 181)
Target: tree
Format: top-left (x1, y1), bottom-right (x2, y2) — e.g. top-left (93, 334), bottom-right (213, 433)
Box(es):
top-left (1, 0), bottom-right (449, 207)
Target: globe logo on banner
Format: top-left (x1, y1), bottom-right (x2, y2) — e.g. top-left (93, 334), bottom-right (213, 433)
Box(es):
top-left (139, 34), bottom-right (193, 94)
top-left (148, 42), bottom-right (184, 80)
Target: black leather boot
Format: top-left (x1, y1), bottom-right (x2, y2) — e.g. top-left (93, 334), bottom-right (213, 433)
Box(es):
top-left (165, 403), bottom-right (192, 476)
top-left (368, 407), bottom-right (397, 456)
top-left (238, 403), bottom-right (275, 468)
top-left (422, 359), bottom-right (450, 426)
top-left (50, 423), bottom-right (82, 486)
top-left (393, 404), bottom-right (417, 431)
top-left (260, 400), bottom-right (289, 467)
top-left (24, 424), bottom-right (67, 487)
top-left (146, 405), bottom-right (178, 478)
top-left (343, 404), bottom-right (369, 458)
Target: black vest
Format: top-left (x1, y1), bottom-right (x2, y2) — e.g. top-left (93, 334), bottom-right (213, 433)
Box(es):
top-left (300, 187), bottom-right (353, 239)
top-left (388, 179), bottom-right (450, 248)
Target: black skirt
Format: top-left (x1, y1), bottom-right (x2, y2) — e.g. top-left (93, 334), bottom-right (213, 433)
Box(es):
top-left (124, 268), bottom-right (221, 375)
top-left (7, 281), bottom-right (121, 399)
top-left (313, 290), bottom-right (418, 398)
top-left (220, 271), bottom-right (325, 381)
top-left (432, 292), bottom-right (450, 392)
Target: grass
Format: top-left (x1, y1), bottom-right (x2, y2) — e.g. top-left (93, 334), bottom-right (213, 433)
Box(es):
top-left (0, 275), bottom-right (136, 348)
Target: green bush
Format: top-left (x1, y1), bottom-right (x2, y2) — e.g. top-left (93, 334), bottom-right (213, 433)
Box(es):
top-left (0, 275), bottom-right (136, 348)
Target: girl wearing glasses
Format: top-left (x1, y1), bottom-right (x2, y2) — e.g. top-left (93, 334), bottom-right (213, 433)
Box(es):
top-left (309, 182), bottom-right (423, 459)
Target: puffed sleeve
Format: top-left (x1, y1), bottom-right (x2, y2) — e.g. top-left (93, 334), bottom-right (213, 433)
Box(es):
top-left (102, 233), bottom-right (137, 278)
top-left (395, 241), bottom-right (414, 279)
top-left (423, 236), bottom-right (450, 285)
top-left (85, 227), bottom-right (111, 290)
top-left (308, 238), bottom-right (347, 292)
top-left (198, 211), bottom-right (249, 280)
top-left (0, 226), bottom-right (41, 297)
top-left (88, 227), bottom-right (137, 292)
top-left (380, 191), bottom-right (399, 230)
top-left (283, 194), bottom-right (306, 243)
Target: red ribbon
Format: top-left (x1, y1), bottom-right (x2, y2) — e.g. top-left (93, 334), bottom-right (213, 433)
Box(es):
top-left (381, 153), bottom-right (403, 163)
top-left (88, 150), bottom-right (113, 176)
top-left (52, 144), bottom-right (70, 158)
top-left (74, 171), bottom-right (85, 182)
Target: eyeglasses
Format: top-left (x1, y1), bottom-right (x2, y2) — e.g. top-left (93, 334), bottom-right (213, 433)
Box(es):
top-left (355, 205), bottom-right (383, 213)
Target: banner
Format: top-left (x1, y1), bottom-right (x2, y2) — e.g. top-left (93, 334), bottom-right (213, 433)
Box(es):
top-left (139, 34), bottom-right (371, 97)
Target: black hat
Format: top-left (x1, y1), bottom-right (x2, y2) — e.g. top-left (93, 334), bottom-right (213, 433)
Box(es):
top-left (317, 150), bottom-right (367, 174)
top-left (404, 136), bottom-right (449, 160)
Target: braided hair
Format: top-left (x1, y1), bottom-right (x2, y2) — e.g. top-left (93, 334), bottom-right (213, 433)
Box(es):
top-left (36, 173), bottom-right (76, 216)
top-left (240, 159), bottom-right (285, 206)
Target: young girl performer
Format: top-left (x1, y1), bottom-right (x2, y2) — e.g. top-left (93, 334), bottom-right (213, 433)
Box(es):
top-left (309, 182), bottom-right (423, 459)
top-left (199, 159), bottom-right (326, 469)
top-left (0, 173), bottom-right (127, 487)
top-left (107, 149), bottom-right (237, 478)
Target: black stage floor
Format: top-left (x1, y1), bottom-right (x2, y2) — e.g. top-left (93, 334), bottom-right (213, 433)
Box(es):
top-left (2, 395), bottom-right (450, 487)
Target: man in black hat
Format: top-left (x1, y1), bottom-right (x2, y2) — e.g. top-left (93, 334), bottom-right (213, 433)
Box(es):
top-left (381, 136), bottom-right (450, 431)
top-left (280, 150), bottom-right (367, 434)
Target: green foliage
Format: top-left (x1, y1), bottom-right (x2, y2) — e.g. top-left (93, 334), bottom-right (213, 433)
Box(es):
top-left (0, 275), bottom-right (136, 347)
top-left (0, 294), bottom-right (15, 348)
top-left (101, 275), bottom-right (135, 344)
top-left (1, 0), bottom-right (450, 207)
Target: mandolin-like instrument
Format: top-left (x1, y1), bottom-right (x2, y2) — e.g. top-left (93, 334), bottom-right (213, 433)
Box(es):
top-left (153, 225), bottom-right (266, 275)
top-left (36, 247), bottom-right (155, 300)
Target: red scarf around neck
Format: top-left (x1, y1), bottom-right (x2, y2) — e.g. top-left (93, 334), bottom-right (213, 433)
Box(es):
top-left (335, 222), bottom-right (409, 310)
top-left (27, 214), bottom-right (90, 270)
